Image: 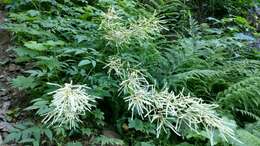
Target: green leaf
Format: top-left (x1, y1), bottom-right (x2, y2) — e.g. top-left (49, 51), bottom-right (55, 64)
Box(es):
top-left (91, 60), bottom-right (96, 67)
top-left (175, 142), bottom-right (193, 146)
top-left (36, 56), bottom-right (61, 70)
top-left (19, 138), bottom-right (35, 143)
top-left (4, 132), bottom-right (21, 143)
top-left (27, 10), bottom-right (40, 17)
top-left (78, 60), bottom-right (91, 67)
top-left (15, 123), bottom-right (27, 130)
top-left (92, 135), bottom-right (124, 146)
top-left (29, 127), bottom-right (41, 141)
top-left (234, 33), bottom-right (255, 41)
top-left (128, 118), bottom-right (144, 131)
top-left (14, 47), bottom-right (40, 57)
top-left (75, 35), bottom-right (89, 43)
top-left (66, 141), bottom-right (83, 146)
top-left (232, 129), bottom-right (260, 146)
top-left (45, 40), bottom-right (65, 47)
top-left (92, 109), bottom-right (105, 126)
top-left (44, 129), bottom-right (53, 141)
top-left (135, 142), bottom-right (155, 146)
top-left (11, 76), bottom-right (37, 90)
top-left (33, 140), bottom-right (40, 146)
top-left (24, 41), bottom-right (46, 51)
top-left (82, 128), bottom-right (92, 136)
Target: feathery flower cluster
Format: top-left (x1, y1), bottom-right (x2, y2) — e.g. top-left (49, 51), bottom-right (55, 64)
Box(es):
top-left (103, 56), bottom-right (125, 77)
top-left (105, 57), bottom-right (238, 144)
top-left (124, 87), bottom-right (152, 118)
top-left (42, 81), bottom-right (99, 129)
top-left (120, 70), bottom-right (149, 93)
top-left (100, 7), bottom-right (164, 47)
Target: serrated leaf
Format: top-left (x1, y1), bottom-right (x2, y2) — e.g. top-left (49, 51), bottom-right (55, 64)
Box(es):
top-left (4, 132), bottom-right (21, 143)
top-left (135, 142), bottom-right (155, 146)
top-left (66, 141), bottom-right (83, 146)
top-left (12, 76), bottom-right (37, 90)
top-left (175, 142), bottom-right (193, 146)
top-left (93, 135), bottom-right (124, 146)
top-left (33, 140), bottom-right (40, 146)
top-left (15, 123), bottom-right (27, 130)
top-left (29, 127), bottom-right (41, 141)
top-left (45, 40), bottom-right (65, 47)
top-left (24, 41), bottom-right (46, 51)
top-left (27, 10), bottom-right (40, 17)
top-left (82, 128), bottom-right (92, 136)
top-left (36, 56), bottom-right (61, 70)
top-left (19, 138), bottom-right (35, 143)
top-left (128, 118), bottom-right (144, 131)
top-left (78, 59), bottom-right (91, 66)
top-left (75, 35), bottom-right (89, 43)
top-left (91, 60), bottom-right (96, 67)
top-left (44, 129), bottom-right (53, 141)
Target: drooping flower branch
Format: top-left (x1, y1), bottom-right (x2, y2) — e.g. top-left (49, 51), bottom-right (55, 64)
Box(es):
top-left (104, 57), bottom-right (240, 144)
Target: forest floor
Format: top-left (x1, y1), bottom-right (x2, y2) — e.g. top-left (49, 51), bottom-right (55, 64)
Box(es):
top-left (0, 10), bottom-right (25, 144)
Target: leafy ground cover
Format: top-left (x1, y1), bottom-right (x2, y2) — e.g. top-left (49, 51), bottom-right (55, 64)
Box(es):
top-left (0, 0), bottom-right (260, 146)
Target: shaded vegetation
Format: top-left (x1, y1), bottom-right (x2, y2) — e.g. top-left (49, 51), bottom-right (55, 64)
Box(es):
top-left (0, 0), bottom-right (260, 145)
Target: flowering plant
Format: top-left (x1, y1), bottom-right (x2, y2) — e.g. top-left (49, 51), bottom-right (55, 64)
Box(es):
top-left (105, 57), bottom-right (239, 144)
top-left (42, 81), bottom-right (100, 129)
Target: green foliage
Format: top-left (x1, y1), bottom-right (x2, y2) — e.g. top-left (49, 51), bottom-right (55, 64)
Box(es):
top-left (245, 120), bottom-right (260, 138)
top-left (2, 0), bottom-right (260, 145)
top-left (12, 76), bottom-right (38, 90)
top-left (92, 135), bottom-right (124, 146)
top-left (25, 98), bottom-right (50, 115)
top-left (187, 0), bottom-right (256, 19)
top-left (66, 141), bottom-right (83, 146)
top-left (128, 118), bottom-right (156, 135)
top-left (218, 77), bottom-right (260, 119)
top-left (4, 122), bottom-right (53, 146)
top-left (232, 129), bottom-right (260, 146)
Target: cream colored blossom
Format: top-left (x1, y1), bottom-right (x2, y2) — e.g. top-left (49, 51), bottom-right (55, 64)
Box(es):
top-left (42, 81), bottom-right (99, 129)
top-left (173, 91), bottom-right (239, 144)
top-left (100, 7), bottom-right (164, 47)
top-left (103, 57), bottom-right (124, 77)
top-left (119, 70), bottom-right (149, 94)
top-left (124, 86), bottom-right (153, 119)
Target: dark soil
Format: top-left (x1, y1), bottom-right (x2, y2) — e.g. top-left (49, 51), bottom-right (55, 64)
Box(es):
top-left (0, 10), bottom-right (24, 145)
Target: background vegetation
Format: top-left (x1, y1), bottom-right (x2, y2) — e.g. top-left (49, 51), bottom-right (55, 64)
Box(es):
top-left (0, 0), bottom-right (260, 145)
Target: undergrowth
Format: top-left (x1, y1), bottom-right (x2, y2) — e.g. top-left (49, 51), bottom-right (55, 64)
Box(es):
top-left (0, 0), bottom-right (260, 145)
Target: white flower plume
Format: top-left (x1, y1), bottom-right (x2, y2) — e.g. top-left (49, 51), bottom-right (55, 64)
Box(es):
top-left (103, 56), bottom-right (125, 77)
top-left (105, 59), bottom-right (239, 144)
top-left (42, 81), bottom-right (99, 129)
top-left (100, 7), bottom-right (165, 47)
top-left (124, 86), bottom-right (153, 119)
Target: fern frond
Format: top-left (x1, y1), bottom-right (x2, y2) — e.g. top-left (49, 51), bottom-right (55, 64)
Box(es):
top-left (167, 69), bottom-right (223, 97)
top-left (234, 108), bottom-right (260, 120)
top-left (218, 77), bottom-right (260, 116)
top-left (171, 69), bottom-right (222, 82)
top-left (222, 60), bottom-right (260, 79)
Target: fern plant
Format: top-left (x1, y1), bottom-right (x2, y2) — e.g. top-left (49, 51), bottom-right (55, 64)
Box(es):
top-left (218, 77), bottom-right (260, 120)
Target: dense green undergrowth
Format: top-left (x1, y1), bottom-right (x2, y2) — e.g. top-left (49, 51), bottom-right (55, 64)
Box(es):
top-left (0, 0), bottom-right (260, 146)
